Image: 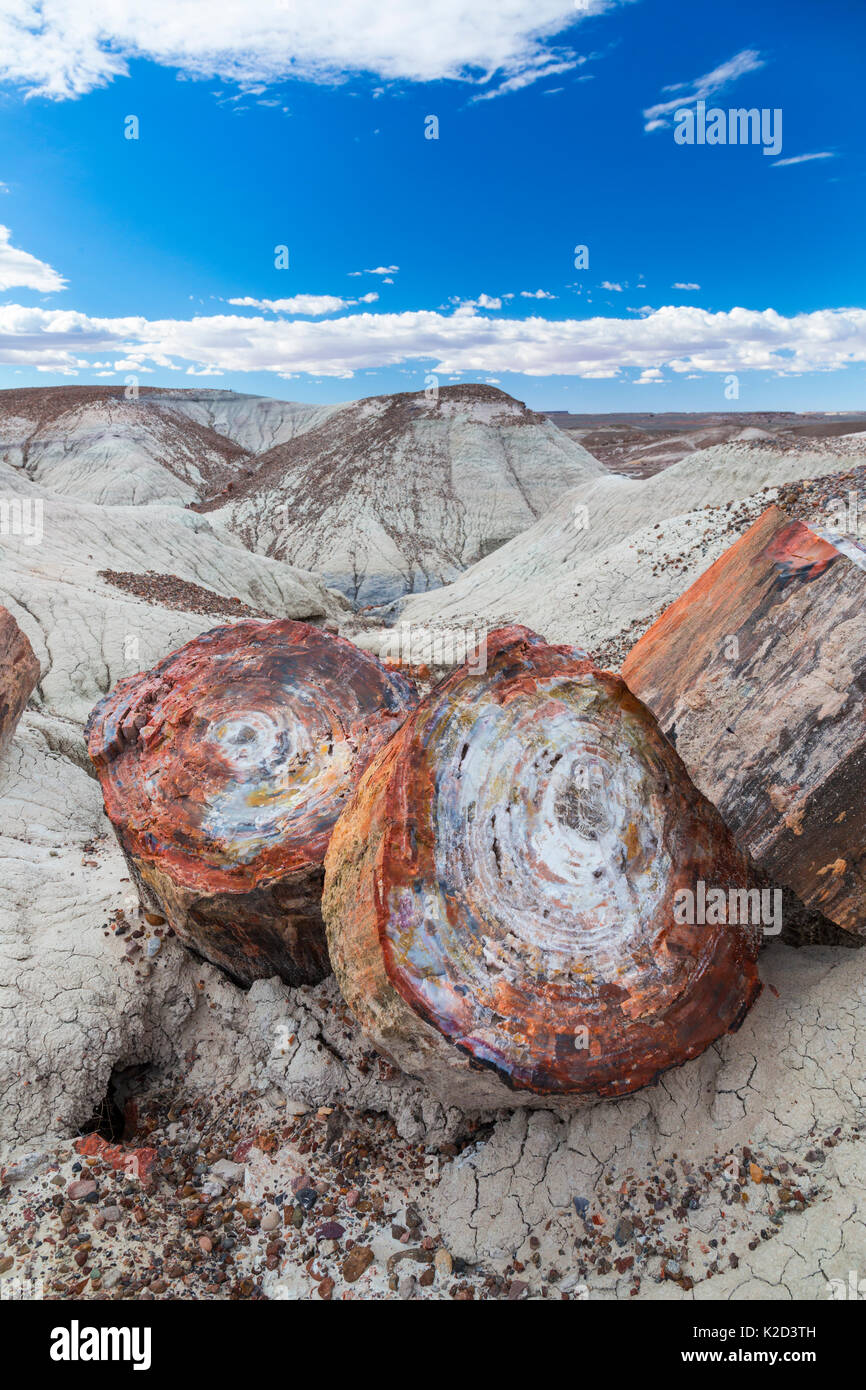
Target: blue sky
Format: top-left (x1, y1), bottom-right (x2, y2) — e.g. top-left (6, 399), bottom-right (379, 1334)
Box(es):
top-left (0, 0), bottom-right (863, 410)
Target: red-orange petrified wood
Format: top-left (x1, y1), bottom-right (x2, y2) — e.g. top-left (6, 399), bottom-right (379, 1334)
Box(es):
top-left (623, 505), bottom-right (866, 935)
top-left (86, 619), bottom-right (417, 986)
top-left (323, 626), bottom-right (761, 1109)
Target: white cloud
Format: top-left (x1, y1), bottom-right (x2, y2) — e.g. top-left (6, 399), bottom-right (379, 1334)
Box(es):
top-left (228, 292), bottom-right (378, 314)
top-left (454, 293), bottom-right (502, 311)
top-left (672, 282), bottom-right (700, 290)
top-left (643, 49), bottom-right (765, 132)
top-left (771, 152), bottom-right (835, 168)
top-left (520, 289), bottom-right (557, 299)
top-left (470, 55), bottom-right (585, 102)
top-left (0, 224), bottom-right (66, 292)
top-left (0, 2), bottom-right (625, 101)
top-left (600, 281), bottom-right (623, 291)
top-left (2, 301), bottom-right (866, 383)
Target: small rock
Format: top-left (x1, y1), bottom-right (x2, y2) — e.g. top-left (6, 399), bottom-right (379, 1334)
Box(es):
top-left (2, 1152), bottom-right (49, 1184)
top-left (397, 1274), bottom-right (417, 1300)
top-left (614, 1217), bottom-right (633, 1246)
top-left (261, 1211), bottom-right (280, 1232)
top-left (387, 1246), bottom-right (434, 1271)
top-left (342, 1245), bottom-right (375, 1283)
top-left (68, 1179), bottom-right (98, 1201)
top-left (434, 1248), bottom-right (453, 1279)
top-left (210, 1160), bottom-right (244, 1184)
top-left (316, 1222), bottom-right (345, 1241)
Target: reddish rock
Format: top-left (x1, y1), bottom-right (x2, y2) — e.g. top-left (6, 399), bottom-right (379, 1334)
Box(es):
top-left (74, 1133), bottom-right (158, 1189)
top-left (0, 605), bottom-right (39, 762)
top-left (341, 1245), bottom-right (375, 1282)
top-left (86, 619), bottom-right (416, 986)
top-left (623, 506), bottom-right (866, 935)
top-left (323, 625), bottom-right (761, 1109)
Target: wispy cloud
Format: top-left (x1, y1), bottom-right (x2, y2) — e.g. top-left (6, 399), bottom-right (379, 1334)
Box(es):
top-left (771, 151), bottom-right (835, 168)
top-left (470, 56), bottom-right (585, 104)
top-left (348, 266), bottom-right (399, 283)
top-left (672, 282), bottom-right (700, 290)
top-left (643, 49), bottom-right (765, 132)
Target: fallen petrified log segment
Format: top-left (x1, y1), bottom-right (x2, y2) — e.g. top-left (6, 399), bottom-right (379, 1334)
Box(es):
top-left (0, 604), bottom-right (39, 763)
top-left (623, 505), bottom-right (866, 936)
top-left (323, 625), bottom-right (761, 1109)
top-left (86, 619), bottom-right (417, 986)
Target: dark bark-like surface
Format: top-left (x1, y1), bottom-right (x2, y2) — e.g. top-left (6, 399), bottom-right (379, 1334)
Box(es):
top-left (324, 625), bottom-right (761, 1110)
top-left (0, 605), bottom-right (39, 763)
top-left (623, 505), bottom-right (866, 936)
top-left (87, 619), bottom-right (417, 987)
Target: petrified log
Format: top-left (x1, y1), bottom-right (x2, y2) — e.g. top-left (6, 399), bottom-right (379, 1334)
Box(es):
top-left (0, 604), bottom-right (39, 763)
top-left (86, 619), bottom-right (417, 986)
top-left (323, 625), bottom-right (761, 1109)
top-left (623, 506), bottom-right (866, 936)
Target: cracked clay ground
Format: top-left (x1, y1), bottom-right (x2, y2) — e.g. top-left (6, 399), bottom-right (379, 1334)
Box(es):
top-left (2, 744), bottom-right (865, 1300)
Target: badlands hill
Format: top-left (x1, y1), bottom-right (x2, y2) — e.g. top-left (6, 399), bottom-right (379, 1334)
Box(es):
top-left (398, 433), bottom-right (866, 665)
top-left (0, 385), bottom-right (337, 506)
top-left (0, 451), bottom-right (347, 742)
top-left (202, 384), bottom-right (604, 605)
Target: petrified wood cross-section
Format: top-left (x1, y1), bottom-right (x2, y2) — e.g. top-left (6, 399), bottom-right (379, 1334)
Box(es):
top-left (623, 506), bottom-right (866, 936)
top-left (86, 619), bottom-right (417, 986)
top-left (323, 625), bottom-right (761, 1109)
top-left (0, 604), bottom-right (39, 764)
